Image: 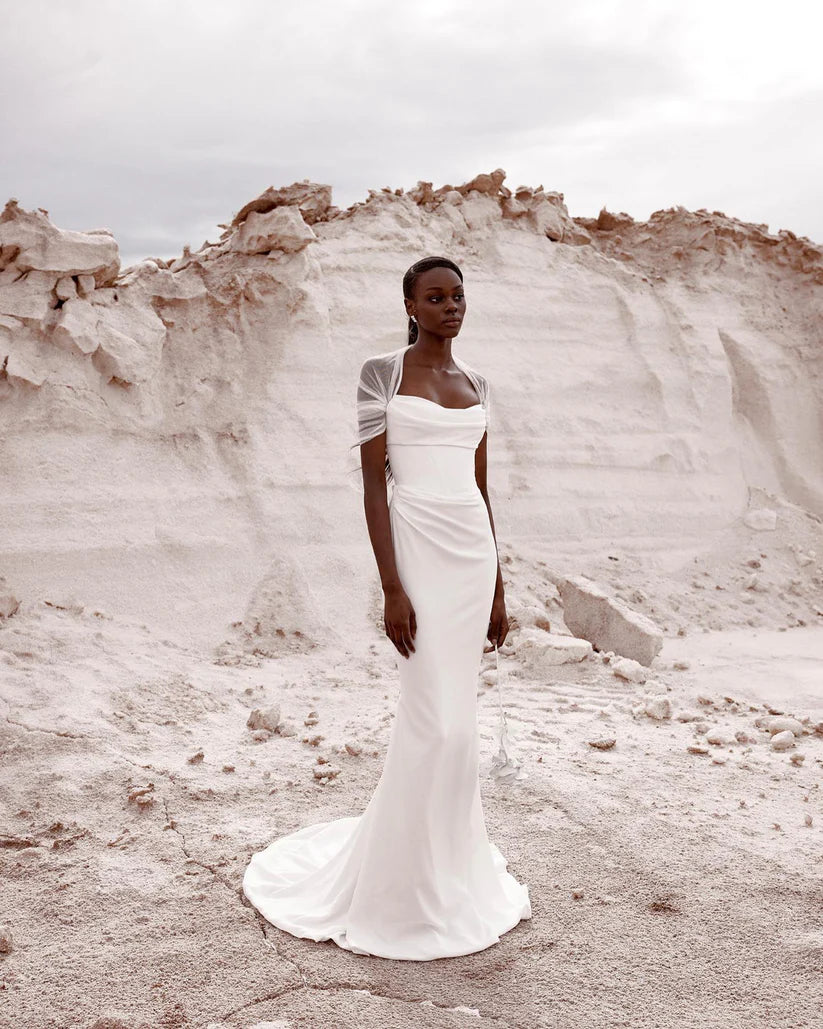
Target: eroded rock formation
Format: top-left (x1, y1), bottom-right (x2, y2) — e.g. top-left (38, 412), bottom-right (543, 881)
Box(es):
top-left (0, 169), bottom-right (820, 650)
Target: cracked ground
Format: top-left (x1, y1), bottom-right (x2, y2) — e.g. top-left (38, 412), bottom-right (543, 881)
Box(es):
top-left (1, 597), bottom-right (821, 1029)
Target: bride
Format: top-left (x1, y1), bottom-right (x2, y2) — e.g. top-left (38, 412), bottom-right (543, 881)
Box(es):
top-left (242, 255), bottom-right (531, 960)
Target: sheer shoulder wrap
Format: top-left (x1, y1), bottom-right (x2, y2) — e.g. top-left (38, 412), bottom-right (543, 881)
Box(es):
top-left (345, 352), bottom-right (397, 494)
top-left (345, 347), bottom-right (491, 495)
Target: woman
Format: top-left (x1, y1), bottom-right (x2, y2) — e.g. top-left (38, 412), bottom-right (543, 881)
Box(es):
top-left (243, 256), bottom-right (532, 961)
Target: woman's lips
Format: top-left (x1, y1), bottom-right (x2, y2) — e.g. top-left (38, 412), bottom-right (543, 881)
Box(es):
top-left (443, 319), bottom-right (461, 325)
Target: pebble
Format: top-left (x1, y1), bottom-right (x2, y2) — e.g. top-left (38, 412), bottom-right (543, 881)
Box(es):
top-left (304, 709), bottom-right (320, 726)
top-left (276, 721), bottom-right (297, 737)
top-left (127, 785), bottom-right (155, 807)
top-left (675, 710), bottom-right (702, 722)
top-left (0, 925), bottom-right (12, 953)
top-left (587, 738), bottom-right (616, 751)
top-left (571, 890), bottom-right (584, 900)
top-left (247, 705), bottom-right (281, 733)
top-left (766, 716), bottom-right (805, 737)
top-left (706, 729), bottom-right (734, 746)
top-left (612, 657), bottom-right (647, 683)
top-left (313, 764), bottom-right (341, 782)
top-left (344, 742), bottom-right (363, 756)
top-left (789, 753), bottom-right (806, 766)
top-left (687, 745), bottom-right (709, 755)
top-left (644, 696), bottom-right (672, 721)
top-left (804, 814), bottom-right (813, 827)
top-left (673, 660), bottom-right (690, 671)
top-left (187, 750), bottom-right (205, 764)
top-left (770, 730), bottom-right (795, 752)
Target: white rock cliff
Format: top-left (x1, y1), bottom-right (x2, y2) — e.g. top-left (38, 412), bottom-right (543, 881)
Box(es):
top-left (0, 171), bottom-right (821, 650)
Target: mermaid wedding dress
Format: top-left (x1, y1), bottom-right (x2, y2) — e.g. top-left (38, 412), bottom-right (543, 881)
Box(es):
top-left (242, 347), bottom-right (532, 961)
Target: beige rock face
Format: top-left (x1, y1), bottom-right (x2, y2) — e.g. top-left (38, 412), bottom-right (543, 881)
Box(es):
top-left (0, 169), bottom-right (822, 650)
top-left (0, 199), bottom-right (119, 282)
top-left (230, 180), bottom-right (333, 228)
top-left (53, 298), bottom-right (103, 355)
top-left (0, 268), bottom-right (58, 321)
top-left (230, 206), bottom-right (317, 256)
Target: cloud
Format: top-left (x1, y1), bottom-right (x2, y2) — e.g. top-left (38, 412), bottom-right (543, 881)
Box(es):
top-left (1, 0), bottom-right (820, 266)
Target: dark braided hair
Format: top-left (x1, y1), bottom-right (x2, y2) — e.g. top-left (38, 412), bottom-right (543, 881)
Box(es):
top-left (402, 256), bottom-right (464, 345)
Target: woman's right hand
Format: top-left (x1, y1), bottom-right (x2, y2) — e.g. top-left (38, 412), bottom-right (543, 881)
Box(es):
top-left (383, 583), bottom-right (416, 659)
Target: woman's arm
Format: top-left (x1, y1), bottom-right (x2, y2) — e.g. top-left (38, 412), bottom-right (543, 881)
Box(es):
top-left (475, 431), bottom-right (510, 646)
top-left (360, 432), bottom-right (417, 659)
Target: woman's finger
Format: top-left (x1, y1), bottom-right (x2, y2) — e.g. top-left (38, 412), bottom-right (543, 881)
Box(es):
top-left (389, 624), bottom-right (408, 658)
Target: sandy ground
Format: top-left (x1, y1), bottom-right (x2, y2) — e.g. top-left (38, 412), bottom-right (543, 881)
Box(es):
top-left (1, 586), bottom-right (821, 1029)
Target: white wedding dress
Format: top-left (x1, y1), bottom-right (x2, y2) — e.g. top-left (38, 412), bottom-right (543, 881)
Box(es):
top-left (242, 348), bottom-right (532, 961)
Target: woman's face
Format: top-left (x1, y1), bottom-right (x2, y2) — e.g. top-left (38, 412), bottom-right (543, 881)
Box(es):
top-left (407, 268), bottom-right (465, 337)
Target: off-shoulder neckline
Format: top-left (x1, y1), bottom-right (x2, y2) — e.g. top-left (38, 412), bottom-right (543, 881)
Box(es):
top-left (390, 394), bottom-right (482, 412)
top-left (394, 346), bottom-right (483, 409)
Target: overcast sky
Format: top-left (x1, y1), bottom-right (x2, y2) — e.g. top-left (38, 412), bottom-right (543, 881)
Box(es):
top-left (2, 0), bottom-right (821, 267)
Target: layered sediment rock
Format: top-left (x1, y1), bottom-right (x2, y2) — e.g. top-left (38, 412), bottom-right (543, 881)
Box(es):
top-left (0, 170), bottom-right (820, 649)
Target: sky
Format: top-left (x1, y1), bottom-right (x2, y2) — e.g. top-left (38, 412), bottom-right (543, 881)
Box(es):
top-left (2, 0), bottom-right (821, 267)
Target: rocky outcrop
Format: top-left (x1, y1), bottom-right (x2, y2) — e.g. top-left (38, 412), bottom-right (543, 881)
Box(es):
top-left (577, 203), bottom-right (823, 284)
top-left (0, 186), bottom-right (322, 390)
top-left (0, 200), bottom-right (119, 283)
top-left (0, 170), bottom-right (820, 649)
top-left (229, 180), bottom-right (333, 228)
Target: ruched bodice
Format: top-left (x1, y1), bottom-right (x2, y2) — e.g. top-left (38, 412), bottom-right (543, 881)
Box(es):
top-left (347, 345), bottom-right (492, 495)
top-left (386, 394), bottom-right (486, 498)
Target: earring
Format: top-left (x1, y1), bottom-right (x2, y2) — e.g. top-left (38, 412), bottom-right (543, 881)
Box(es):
top-left (410, 315), bottom-right (417, 323)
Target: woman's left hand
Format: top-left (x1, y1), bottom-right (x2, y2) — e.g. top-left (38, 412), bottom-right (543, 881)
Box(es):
top-left (487, 589), bottom-right (509, 647)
